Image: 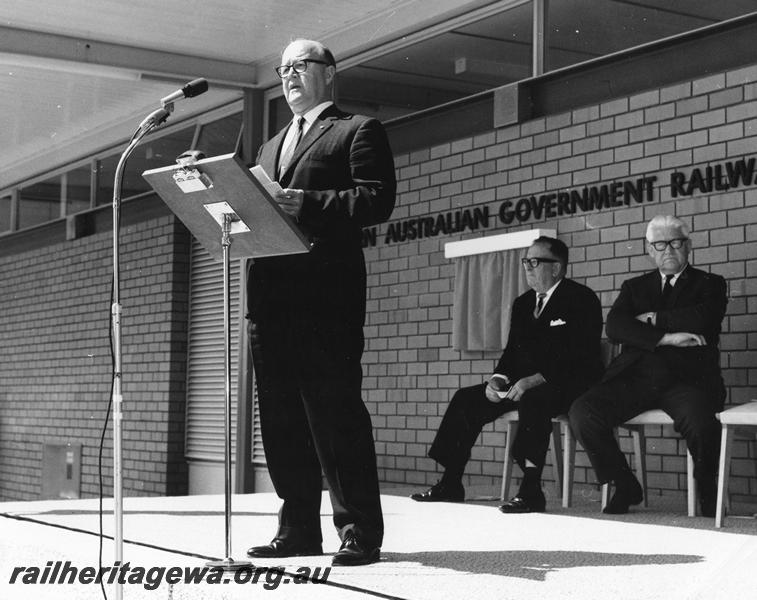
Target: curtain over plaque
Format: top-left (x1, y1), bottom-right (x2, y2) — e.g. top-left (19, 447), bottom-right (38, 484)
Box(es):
top-left (445, 229), bottom-right (556, 352)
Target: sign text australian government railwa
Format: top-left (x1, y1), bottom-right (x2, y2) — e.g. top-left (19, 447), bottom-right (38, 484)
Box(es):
top-left (364, 156), bottom-right (757, 248)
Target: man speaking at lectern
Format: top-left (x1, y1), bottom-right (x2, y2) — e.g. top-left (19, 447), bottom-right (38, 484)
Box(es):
top-left (245, 39), bottom-right (396, 566)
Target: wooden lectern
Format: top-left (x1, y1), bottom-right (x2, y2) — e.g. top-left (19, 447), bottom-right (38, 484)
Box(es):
top-left (143, 152), bottom-right (310, 569)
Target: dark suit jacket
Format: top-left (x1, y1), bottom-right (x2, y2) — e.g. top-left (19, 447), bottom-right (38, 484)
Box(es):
top-left (247, 104), bottom-right (396, 321)
top-left (604, 264), bottom-right (728, 404)
top-left (494, 278), bottom-right (604, 404)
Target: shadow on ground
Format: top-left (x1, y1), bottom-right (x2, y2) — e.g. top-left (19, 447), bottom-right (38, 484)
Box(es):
top-left (382, 549), bottom-right (703, 581)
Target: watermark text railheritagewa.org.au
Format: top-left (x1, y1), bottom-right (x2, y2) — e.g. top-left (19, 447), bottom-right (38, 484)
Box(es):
top-left (8, 561), bottom-right (330, 591)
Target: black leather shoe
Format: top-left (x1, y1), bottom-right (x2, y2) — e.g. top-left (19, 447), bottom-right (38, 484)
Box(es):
top-left (332, 531), bottom-right (380, 566)
top-left (410, 480), bottom-right (464, 503)
top-left (498, 491), bottom-right (546, 514)
top-left (246, 537), bottom-right (323, 558)
top-left (603, 476), bottom-right (644, 514)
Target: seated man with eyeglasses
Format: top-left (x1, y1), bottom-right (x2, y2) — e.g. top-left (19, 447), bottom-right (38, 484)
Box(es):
top-left (411, 236), bottom-right (603, 513)
top-left (569, 215), bottom-right (728, 517)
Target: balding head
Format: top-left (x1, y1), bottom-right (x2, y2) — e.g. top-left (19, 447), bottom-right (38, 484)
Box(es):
top-left (279, 39), bottom-right (336, 115)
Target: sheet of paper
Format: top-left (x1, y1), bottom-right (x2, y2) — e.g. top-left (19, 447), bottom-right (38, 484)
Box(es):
top-left (250, 165), bottom-right (283, 198)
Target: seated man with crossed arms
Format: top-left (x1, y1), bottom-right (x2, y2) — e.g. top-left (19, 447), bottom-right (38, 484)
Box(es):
top-left (570, 215), bottom-right (727, 516)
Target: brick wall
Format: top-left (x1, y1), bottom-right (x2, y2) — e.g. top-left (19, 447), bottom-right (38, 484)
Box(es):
top-left (0, 213), bottom-right (190, 501)
top-left (364, 63), bottom-right (757, 506)
top-left (2, 64), bottom-right (756, 508)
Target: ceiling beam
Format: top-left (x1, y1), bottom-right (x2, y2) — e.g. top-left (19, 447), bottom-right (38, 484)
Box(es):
top-left (0, 25), bottom-right (256, 88)
top-left (256, 0), bottom-right (525, 88)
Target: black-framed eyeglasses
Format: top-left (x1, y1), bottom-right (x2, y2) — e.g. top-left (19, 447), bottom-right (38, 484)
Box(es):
top-left (275, 59), bottom-right (330, 78)
top-left (648, 238), bottom-right (688, 251)
top-left (521, 257), bottom-right (559, 268)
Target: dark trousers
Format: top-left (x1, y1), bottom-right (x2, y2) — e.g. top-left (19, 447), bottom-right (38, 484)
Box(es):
top-left (428, 382), bottom-right (570, 478)
top-left (249, 306), bottom-right (383, 547)
top-left (569, 367), bottom-right (721, 496)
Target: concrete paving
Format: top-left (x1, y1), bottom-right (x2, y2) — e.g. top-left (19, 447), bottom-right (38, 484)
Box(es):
top-left (1, 487), bottom-right (755, 599)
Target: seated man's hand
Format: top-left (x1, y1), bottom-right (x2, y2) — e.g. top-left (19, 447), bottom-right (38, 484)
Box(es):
top-left (275, 188), bottom-right (304, 217)
top-left (657, 332), bottom-right (706, 347)
top-left (485, 377), bottom-right (509, 403)
top-left (635, 311), bottom-right (656, 325)
top-left (506, 373), bottom-right (546, 402)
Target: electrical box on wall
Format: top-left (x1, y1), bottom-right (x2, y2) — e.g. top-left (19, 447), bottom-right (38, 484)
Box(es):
top-left (41, 443), bottom-right (81, 500)
top-left (493, 82), bottom-right (532, 128)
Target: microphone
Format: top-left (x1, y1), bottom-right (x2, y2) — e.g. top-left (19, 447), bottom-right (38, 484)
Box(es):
top-left (160, 78), bottom-right (209, 107)
top-left (138, 107), bottom-right (171, 131)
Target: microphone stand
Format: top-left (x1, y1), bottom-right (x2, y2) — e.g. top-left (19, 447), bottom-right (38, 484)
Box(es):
top-left (110, 104), bottom-right (170, 600)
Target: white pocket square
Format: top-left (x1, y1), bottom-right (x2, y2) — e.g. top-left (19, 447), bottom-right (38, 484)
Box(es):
top-left (550, 319), bottom-right (567, 326)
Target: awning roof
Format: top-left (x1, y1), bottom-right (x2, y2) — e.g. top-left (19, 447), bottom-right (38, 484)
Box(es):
top-left (0, 0), bottom-right (490, 188)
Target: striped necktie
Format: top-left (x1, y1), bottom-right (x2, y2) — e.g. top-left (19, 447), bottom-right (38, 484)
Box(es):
top-left (534, 292), bottom-right (547, 318)
top-left (278, 116), bottom-right (305, 178)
